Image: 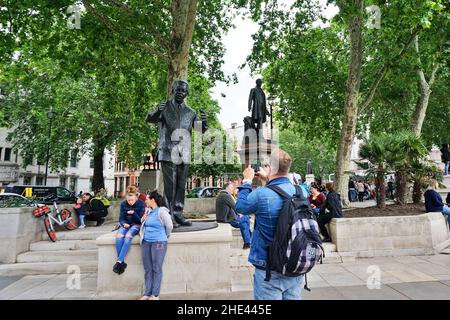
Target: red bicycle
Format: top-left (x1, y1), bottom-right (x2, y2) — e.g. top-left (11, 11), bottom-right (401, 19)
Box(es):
top-left (33, 201), bottom-right (77, 242)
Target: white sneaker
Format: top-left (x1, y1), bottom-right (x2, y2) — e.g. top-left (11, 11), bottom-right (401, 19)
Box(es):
top-left (149, 295), bottom-right (159, 300)
top-left (78, 225), bottom-right (86, 229)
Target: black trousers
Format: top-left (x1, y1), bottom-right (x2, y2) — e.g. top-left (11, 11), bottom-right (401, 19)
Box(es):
top-left (358, 192), bottom-right (365, 202)
top-left (161, 161), bottom-right (189, 215)
top-left (318, 215), bottom-right (332, 239)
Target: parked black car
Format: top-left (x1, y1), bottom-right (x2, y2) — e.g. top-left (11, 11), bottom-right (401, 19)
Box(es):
top-left (4, 185), bottom-right (77, 204)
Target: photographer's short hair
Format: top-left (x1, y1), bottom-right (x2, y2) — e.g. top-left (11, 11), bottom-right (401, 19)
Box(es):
top-left (270, 148), bottom-right (292, 176)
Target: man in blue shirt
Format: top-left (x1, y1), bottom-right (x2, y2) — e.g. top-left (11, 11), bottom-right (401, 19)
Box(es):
top-left (236, 148), bottom-right (308, 300)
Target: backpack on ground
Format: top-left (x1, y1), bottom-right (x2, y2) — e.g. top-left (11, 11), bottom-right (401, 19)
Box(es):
top-left (265, 184), bottom-right (324, 291)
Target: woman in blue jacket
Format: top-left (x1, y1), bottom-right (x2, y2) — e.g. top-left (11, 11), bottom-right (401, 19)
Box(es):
top-left (113, 186), bottom-right (146, 275)
top-left (139, 191), bottom-right (173, 300)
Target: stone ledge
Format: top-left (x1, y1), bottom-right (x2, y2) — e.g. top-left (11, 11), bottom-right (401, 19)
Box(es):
top-left (96, 222), bottom-right (230, 245)
top-left (330, 212), bottom-right (449, 257)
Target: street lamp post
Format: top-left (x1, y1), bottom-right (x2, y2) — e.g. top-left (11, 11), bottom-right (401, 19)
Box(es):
top-left (44, 109), bottom-right (56, 186)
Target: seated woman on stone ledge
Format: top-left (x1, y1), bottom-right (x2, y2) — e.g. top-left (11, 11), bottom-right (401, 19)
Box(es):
top-left (139, 191), bottom-right (173, 300)
top-left (424, 179), bottom-right (450, 229)
top-left (113, 186), bottom-right (146, 275)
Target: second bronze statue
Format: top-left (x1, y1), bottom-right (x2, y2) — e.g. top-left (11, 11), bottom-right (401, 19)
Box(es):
top-left (146, 80), bottom-right (208, 227)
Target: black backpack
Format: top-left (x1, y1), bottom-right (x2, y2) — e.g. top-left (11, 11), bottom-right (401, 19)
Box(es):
top-left (265, 184), bottom-right (324, 291)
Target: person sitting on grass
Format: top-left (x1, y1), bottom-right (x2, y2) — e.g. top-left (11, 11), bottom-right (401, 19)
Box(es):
top-left (139, 191), bottom-right (173, 300)
top-left (216, 182), bottom-right (252, 249)
top-left (424, 179), bottom-right (450, 229)
top-left (113, 186), bottom-right (146, 275)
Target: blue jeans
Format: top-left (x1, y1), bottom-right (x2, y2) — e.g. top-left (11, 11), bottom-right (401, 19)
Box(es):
top-left (115, 225), bottom-right (140, 262)
top-left (253, 268), bottom-right (304, 300)
top-left (141, 240), bottom-right (167, 297)
top-left (312, 208), bottom-right (320, 217)
top-left (443, 206), bottom-right (450, 229)
top-left (444, 162), bottom-right (449, 176)
top-left (230, 215), bottom-right (251, 245)
top-left (74, 205), bottom-right (86, 226)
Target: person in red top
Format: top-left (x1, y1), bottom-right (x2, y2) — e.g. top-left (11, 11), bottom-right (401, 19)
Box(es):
top-left (309, 183), bottom-right (326, 216)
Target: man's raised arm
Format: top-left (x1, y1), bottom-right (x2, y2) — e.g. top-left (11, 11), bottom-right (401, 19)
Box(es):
top-left (146, 102), bottom-right (166, 123)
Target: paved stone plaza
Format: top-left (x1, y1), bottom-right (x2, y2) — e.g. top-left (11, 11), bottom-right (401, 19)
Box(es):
top-left (1, 200), bottom-right (449, 300)
top-left (1, 245), bottom-right (450, 300)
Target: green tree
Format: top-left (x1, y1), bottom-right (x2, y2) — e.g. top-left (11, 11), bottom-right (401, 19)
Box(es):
top-left (358, 134), bottom-right (396, 209)
top-left (278, 129), bottom-right (336, 181)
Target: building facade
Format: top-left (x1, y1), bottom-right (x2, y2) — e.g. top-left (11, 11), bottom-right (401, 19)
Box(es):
top-left (0, 129), bottom-right (115, 196)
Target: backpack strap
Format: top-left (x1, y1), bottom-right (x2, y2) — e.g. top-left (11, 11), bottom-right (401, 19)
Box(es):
top-left (266, 184), bottom-right (291, 199)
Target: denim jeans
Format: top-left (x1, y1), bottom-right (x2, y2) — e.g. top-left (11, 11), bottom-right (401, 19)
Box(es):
top-left (229, 214), bottom-right (251, 245)
top-left (253, 268), bottom-right (304, 300)
top-left (74, 205), bottom-right (86, 226)
top-left (115, 225), bottom-right (140, 262)
top-left (141, 240), bottom-right (168, 297)
top-left (444, 162), bottom-right (449, 176)
top-left (312, 208), bottom-right (321, 217)
top-left (442, 206), bottom-right (450, 229)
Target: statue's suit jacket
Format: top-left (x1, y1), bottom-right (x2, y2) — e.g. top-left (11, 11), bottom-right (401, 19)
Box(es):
top-left (248, 87), bottom-right (267, 123)
top-left (146, 100), bottom-right (207, 163)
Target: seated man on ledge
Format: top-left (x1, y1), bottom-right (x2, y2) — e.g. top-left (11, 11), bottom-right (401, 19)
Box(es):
top-left (424, 179), bottom-right (450, 229)
top-left (215, 182), bottom-right (251, 249)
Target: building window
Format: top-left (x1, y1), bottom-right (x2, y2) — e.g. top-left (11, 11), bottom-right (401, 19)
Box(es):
top-left (0, 148), bottom-right (2, 161)
top-left (14, 150), bottom-right (18, 163)
top-left (23, 176), bottom-right (32, 185)
top-left (36, 176), bottom-right (44, 186)
top-left (89, 178), bottom-right (93, 191)
top-left (4, 148), bottom-right (12, 161)
top-left (70, 150), bottom-right (77, 168)
top-left (69, 177), bottom-right (77, 192)
top-left (90, 158), bottom-right (94, 169)
top-left (59, 177), bottom-right (67, 188)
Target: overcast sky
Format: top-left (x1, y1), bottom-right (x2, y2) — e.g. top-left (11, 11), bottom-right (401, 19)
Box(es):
top-left (211, 1), bottom-right (339, 129)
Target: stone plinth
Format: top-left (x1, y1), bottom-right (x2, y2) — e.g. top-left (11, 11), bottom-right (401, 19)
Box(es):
top-left (139, 170), bottom-right (163, 194)
top-left (238, 137), bottom-right (277, 168)
top-left (96, 223), bottom-right (233, 298)
top-left (305, 174), bottom-right (315, 185)
top-left (330, 212), bottom-right (450, 257)
top-left (0, 207), bottom-right (42, 263)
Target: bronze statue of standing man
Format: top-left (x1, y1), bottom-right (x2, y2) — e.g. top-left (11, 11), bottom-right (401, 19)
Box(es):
top-left (146, 80), bottom-right (208, 227)
top-left (248, 78), bottom-right (270, 136)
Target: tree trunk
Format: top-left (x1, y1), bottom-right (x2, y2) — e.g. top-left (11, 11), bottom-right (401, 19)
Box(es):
top-left (334, 0), bottom-right (363, 207)
top-left (410, 35), bottom-right (439, 135)
top-left (395, 169), bottom-right (408, 206)
top-left (166, 0), bottom-right (198, 98)
top-left (92, 143), bottom-right (106, 194)
top-left (412, 179), bottom-right (423, 204)
top-left (375, 169), bottom-right (386, 209)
